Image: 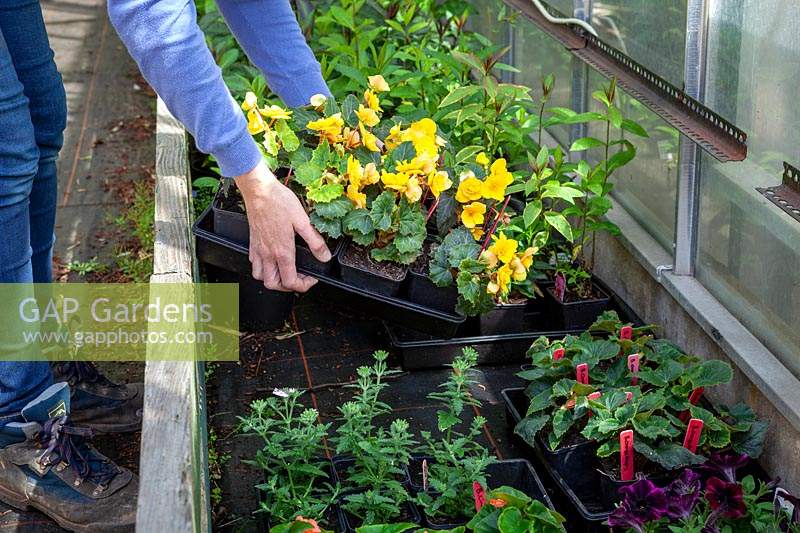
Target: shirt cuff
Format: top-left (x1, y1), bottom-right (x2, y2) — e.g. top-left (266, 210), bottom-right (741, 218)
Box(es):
top-left (214, 127), bottom-right (264, 178)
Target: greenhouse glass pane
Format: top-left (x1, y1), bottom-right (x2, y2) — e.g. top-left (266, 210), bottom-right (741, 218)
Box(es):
top-left (468, 0), bottom-right (511, 50)
top-left (696, 0), bottom-right (800, 376)
top-left (586, 70), bottom-right (679, 252)
top-left (512, 17), bottom-right (575, 147)
top-left (589, 0), bottom-right (687, 87)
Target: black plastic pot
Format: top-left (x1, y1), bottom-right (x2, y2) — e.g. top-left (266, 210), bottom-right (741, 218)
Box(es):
top-left (386, 323), bottom-right (587, 370)
top-left (406, 270), bottom-right (458, 313)
top-left (193, 207), bottom-right (467, 338)
top-left (408, 456), bottom-right (555, 529)
top-left (201, 264), bottom-right (294, 332)
top-left (255, 461), bottom-right (339, 533)
top-left (502, 388), bottom-right (598, 475)
top-left (296, 237), bottom-right (345, 277)
top-left (501, 388), bottom-right (612, 531)
top-left (478, 302), bottom-right (533, 335)
top-left (337, 496), bottom-right (422, 533)
top-left (544, 283), bottom-right (612, 331)
top-left (337, 242), bottom-right (407, 298)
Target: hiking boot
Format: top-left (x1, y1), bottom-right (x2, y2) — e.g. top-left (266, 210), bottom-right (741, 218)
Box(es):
top-left (52, 362), bottom-right (143, 433)
top-left (0, 382), bottom-right (137, 532)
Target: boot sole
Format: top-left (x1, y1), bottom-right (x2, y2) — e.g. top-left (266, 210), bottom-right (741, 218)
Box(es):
top-left (0, 482), bottom-right (133, 532)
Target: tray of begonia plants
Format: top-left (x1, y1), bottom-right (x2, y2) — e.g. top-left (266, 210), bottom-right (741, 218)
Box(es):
top-left (193, 73), bottom-right (653, 337)
top-left (240, 348), bottom-right (567, 533)
top-left (500, 311), bottom-right (780, 531)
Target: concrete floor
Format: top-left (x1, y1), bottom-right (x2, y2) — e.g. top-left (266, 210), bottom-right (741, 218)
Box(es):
top-left (0, 0), bottom-right (152, 530)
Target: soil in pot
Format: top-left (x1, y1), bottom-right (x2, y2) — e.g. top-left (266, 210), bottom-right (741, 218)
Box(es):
top-left (407, 241), bottom-right (458, 312)
top-left (545, 284), bottom-right (611, 331)
top-left (338, 243), bottom-right (407, 297)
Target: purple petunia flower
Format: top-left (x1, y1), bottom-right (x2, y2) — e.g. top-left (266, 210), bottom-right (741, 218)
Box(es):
top-left (700, 452), bottom-right (750, 483)
top-left (705, 477), bottom-right (746, 519)
top-left (665, 469), bottom-right (702, 520)
top-left (608, 478), bottom-right (668, 531)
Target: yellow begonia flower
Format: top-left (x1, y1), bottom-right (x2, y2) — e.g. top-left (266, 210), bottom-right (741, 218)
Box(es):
top-left (347, 156), bottom-right (364, 189)
top-left (241, 91), bottom-right (258, 111)
top-left (401, 118), bottom-right (439, 158)
top-left (404, 176), bottom-right (423, 203)
top-left (346, 184), bottom-right (367, 209)
top-left (496, 263), bottom-right (513, 294)
top-left (480, 249), bottom-right (498, 269)
top-left (260, 105), bottom-right (292, 120)
top-left (359, 122), bottom-right (380, 152)
top-left (246, 108), bottom-right (267, 135)
top-left (309, 94), bottom-right (328, 108)
top-left (510, 256), bottom-right (527, 282)
top-left (343, 127), bottom-right (361, 150)
top-left (489, 233), bottom-right (518, 264)
top-left (381, 171), bottom-right (409, 191)
top-left (476, 152), bottom-right (490, 167)
top-left (368, 74), bottom-right (390, 93)
top-left (461, 202), bottom-right (486, 228)
top-left (489, 158), bottom-right (514, 185)
top-left (386, 124), bottom-right (403, 150)
top-left (364, 89), bottom-right (382, 112)
top-left (482, 173), bottom-right (510, 202)
top-left (364, 163), bottom-right (380, 185)
top-left (471, 227), bottom-right (485, 241)
top-left (519, 247), bottom-right (536, 269)
top-left (455, 176), bottom-right (484, 203)
top-left (307, 113), bottom-right (344, 144)
top-left (356, 105), bottom-right (380, 128)
top-left (429, 171), bottom-right (452, 198)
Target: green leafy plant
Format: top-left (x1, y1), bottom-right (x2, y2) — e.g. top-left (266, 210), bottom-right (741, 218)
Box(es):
top-left (239, 389), bottom-right (339, 525)
top-left (415, 347), bottom-right (496, 521)
top-left (334, 351), bottom-right (416, 524)
top-left (467, 486), bottom-right (566, 533)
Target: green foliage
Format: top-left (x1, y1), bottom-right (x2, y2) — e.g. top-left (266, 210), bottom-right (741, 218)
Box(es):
top-left (466, 486), bottom-right (566, 533)
top-left (334, 351), bottom-right (415, 524)
top-left (514, 312), bottom-right (766, 474)
top-left (239, 389), bottom-right (338, 525)
top-left (415, 348), bottom-right (496, 520)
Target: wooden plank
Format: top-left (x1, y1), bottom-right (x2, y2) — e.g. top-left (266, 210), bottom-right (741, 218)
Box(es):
top-left (137, 100), bottom-right (208, 533)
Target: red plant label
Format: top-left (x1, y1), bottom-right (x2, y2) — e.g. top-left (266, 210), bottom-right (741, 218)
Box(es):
top-left (620, 326), bottom-right (633, 340)
top-left (472, 481), bottom-right (486, 511)
top-left (625, 391), bottom-right (633, 402)
top-left (588, 392), bottom-right (602, 401)
top-left (576, 363), bottom-right (589, 384)
top-left (552, 347), bottom-right (565, 361)
top-left (689, 387), bottom-right (704, 405)
top-left (683, 418), bottom-right (704, 453)
top-left (627, 353), bottom-right (640, 385)
top-left (620, 430), bottom-right (634, 481)
top-left (680, 388), bottom-right (705, 423)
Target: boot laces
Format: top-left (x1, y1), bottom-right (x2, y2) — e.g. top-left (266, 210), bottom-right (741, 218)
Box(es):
top-left (37, 415), bottom-right (121, 490)
top-left (53, 362), bottom-right (111, 387)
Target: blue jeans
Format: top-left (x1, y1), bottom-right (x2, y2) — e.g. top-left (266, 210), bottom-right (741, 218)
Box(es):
top-left (0, 0), bottom-right (67, 418)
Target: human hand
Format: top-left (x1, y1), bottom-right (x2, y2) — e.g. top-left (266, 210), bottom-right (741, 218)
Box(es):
top-left (234, 161), bottom-right (331, 292)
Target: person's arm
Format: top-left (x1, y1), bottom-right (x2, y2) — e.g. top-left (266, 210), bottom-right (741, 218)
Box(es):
top-left (214, 0), bottom-right (331, 107)
top-left (108, 0), bottom-right (330, 292)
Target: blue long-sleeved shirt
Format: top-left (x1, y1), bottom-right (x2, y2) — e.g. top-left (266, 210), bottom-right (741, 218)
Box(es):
top-left (108, 0), bottom-right (330, 177)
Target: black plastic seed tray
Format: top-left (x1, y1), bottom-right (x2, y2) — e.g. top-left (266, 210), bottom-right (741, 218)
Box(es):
top-left (193, 207), bottom-right (467, 338)
top-left (385, 283), bottom-right (643, 369)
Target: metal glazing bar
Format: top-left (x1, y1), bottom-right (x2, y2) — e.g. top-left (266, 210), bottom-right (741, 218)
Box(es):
top-left (501, 0), bottom-right (747, 163)
top-left (673, 0), bottom-right (709, 275)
